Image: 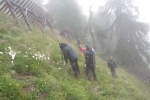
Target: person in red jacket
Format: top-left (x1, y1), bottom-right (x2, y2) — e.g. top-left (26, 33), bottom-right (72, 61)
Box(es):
top-left (79, 47), bottom-right (86, 53)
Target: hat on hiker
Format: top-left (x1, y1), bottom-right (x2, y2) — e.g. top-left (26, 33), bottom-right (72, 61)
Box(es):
top-left (109, 56), bottom-right (112, 59)
top-left (86, 45), bottom-right (90, 50)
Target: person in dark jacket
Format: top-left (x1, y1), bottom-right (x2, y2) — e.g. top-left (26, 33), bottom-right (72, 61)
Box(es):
top-left (59, 43), bottom-right (80, 78)
top-left (84, 45), bottom-right (97, 81)
top-left (108, 56), bottom-right (117, 78)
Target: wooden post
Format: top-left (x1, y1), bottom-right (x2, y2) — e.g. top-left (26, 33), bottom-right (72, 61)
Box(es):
top-left (15, 0), bottom-right (25, 15)
top-left (0, 0), bottom-right (4, 5)
top-left (6, 0), bottom-right (19, 14)
top-left (25, 1), bottom-right (36, 24)
top-left (33, 12), bottom-right (44, 33)
top-left (16, 0), bottom-right (29, 19)
top-left (20, 6), bottom-right (32, 31)
top-left (0, 3), bottom-right (7, 12)
top-left (28, 3), bottom-right (37, 24)
top-left (9, 0), bottom-right (32, 31)
top-left (5, 0), bottom-right (21, 28)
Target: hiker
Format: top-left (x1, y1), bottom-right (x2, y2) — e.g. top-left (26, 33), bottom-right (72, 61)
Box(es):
top-left (84, 45), bottom-right (97, 81)
top-left (77, 39), bottom-right (82, 49)
top-left (107, 56), bottom-right (117, 78)
top-left (59, 43), bottom-right (80, 78)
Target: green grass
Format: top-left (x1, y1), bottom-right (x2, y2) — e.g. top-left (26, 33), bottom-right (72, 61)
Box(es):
top-left (0, 13), bottom-right (150, 100)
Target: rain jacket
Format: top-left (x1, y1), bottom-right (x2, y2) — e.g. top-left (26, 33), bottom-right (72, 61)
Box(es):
top-left (108, 59), bottom-right (117, 68)
top-left (60, 43), bottom-right (78, 63)
top-left (84, 48), bottom-right (95, 67)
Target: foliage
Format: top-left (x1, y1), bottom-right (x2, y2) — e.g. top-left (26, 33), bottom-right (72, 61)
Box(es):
top-left (45, 0), bottom-right (86, 39)
top-left (97, 0), bottom-right (150, 67)
top-left (0, 12), bottom-right (150, 100)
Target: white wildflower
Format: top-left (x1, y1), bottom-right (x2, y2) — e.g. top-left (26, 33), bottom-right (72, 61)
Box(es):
top-left (9, 51), bottom-right (16, 60)
top-left (8, 46), bottom-right (11, 50)
top-left (30, 87), bottom-right (35, 92)
top-left (58, 67), bottom-right (61, 69)
top-left (0, 52), bottom-right (3, 54)
top-left (48, 57), bottom-right (50, 60)
top-left (26, 65), bottom-right (28, 67)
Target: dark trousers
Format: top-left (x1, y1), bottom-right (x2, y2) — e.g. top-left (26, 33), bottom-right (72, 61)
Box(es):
top-left (85, 66), bottom-right (97, 80)
top-left (70, 58), bottom-right (80, 78)
top-left (110, 67), bottom-right (116, 78)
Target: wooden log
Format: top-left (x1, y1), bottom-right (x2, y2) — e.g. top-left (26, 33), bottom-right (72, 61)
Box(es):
top-left (0, 3), bottom-right (7, 12)
top-left (16, 0), bottom-right (29, 19)
top-left (24, 1), bottom-right (35, 24)
top-left (0, 0), bottom-right (4, 5)
top-left (10, 0), bottom-right (34, 28)
top-left (19, 6), bottom-right (32, 31)
top-left (5, 0), bottom-right (21, 27)
top-left (6, 0), bottom-right (19, 14)
top-left (22, 0), bottom-right (29, 7)
top-left (27, 2), bottom-right (37, 24)
top-left (15, 0), bottom-right (25, 16)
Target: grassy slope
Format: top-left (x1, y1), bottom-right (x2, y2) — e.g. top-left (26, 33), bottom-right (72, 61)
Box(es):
top-left (0, 13), bottom-right (150, 100)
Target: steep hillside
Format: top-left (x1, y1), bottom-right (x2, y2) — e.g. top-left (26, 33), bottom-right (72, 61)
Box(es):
top-left (0, 13), bottom-right (150, 100)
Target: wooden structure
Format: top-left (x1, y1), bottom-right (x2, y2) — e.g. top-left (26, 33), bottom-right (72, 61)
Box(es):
top-left (59, 27), bottom-right (72, 41)
top-left (0, 0), bottom-right (53, 32)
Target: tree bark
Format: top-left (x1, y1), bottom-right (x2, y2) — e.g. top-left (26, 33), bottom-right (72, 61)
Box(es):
top-left (88, 6), bottom-right (96, 50)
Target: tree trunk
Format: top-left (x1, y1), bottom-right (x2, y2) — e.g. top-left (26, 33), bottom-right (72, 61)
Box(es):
top-left (88, 6), bottom-right (96, 50)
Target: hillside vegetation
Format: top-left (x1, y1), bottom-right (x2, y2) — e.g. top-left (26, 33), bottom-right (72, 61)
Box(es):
top-left (0, 13), bottom-right (150, 100)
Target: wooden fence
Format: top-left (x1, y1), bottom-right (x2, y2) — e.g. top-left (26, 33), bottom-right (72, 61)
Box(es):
top-left (0, 0), bottom-right (53, 32)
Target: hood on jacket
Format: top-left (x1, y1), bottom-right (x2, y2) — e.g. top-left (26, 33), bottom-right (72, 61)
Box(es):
top-left (86, 45), bottom-right (90, 50)
top-left (59, 43), bottom-right (67, 49)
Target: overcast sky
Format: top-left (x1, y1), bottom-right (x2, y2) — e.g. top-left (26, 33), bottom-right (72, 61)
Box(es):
top-left (43, 0), bottom-right (150, 23)
top-left (77, 0), bottom-right (150, 23)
